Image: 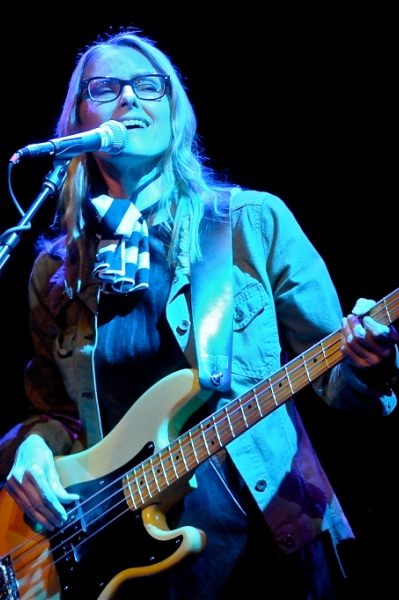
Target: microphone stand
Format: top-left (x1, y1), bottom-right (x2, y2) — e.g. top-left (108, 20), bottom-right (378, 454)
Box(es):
top-left (0, 159), bottom-right (70, 272)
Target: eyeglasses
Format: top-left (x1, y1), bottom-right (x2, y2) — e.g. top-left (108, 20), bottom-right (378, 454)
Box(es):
top-left (80, 74), bottom-right (170, 103)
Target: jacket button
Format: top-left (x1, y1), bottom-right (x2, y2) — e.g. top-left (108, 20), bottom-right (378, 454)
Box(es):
top-left (282, 535), bottom-right (295, 549)
top-left (254, 479), bottom-right (267, 492)
top-left (177, 319), bottom-right (190, 332)
top-left (234, 308), bottom-right (245, 323)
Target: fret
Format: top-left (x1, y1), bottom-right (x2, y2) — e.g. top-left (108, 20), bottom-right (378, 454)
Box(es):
top-left (169, 444), bottom-right (180, 479)
top-left (208, 415), bottom-right (222, 452)
top-left (268, 373), bottom-right (286, 405)
top-left (239, 398), bottom-right (249, 428)
top-left (158, 451), bottom-right (171, 487)
top-left (284, 365), bottom-right (295, 395)
top-left (320, 338), bottom-right (329, 368)
top-left (178, 438), bottom-right (189, 471)
top-left (134, 468), bottom-right (147, 504)
top-left (226, 407), bottom-right (236, 439)
top-left (125, 475), bottom-right (138, 510)
top-left (252, 386), bottom-right (265, 416)
top-left (302, 353), bottom-right (312, 383)
top-left (189, 429), bottom-right (200, 464)
top-left (149, 456), bottom-right (162, 493)
top-left (382, 297), bottom-right (393, 325)
top-left (268, 378), bottom-right (279, 408)
top-left (246, 394), bottom-right (261, 428)
top-left (199, 421), bottom-right (212, 456)
top-left (141, 466), bottom-right (153, 499)
top-left (306, 345), bottom-right (323, 380)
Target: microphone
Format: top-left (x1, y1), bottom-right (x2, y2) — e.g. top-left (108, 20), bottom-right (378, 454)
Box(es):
top-left (10, 120), bottom-right (129, 164)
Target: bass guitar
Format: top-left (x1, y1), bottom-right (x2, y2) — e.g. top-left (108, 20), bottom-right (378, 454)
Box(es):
top-left (1, 288), bottom-right (398, 599)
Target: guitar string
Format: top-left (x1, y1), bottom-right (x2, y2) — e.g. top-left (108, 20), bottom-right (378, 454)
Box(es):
top-left (7, 292), bottom-right (399, 589)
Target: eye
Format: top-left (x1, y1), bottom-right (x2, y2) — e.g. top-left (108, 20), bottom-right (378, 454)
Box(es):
top-left (90, 79), bottom-right (119, 98)
top-left (135, 77), bottom-right (161, 92)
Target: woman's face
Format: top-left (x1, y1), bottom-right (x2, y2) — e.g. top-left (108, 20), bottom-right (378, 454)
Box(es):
top-left (79, 46), bottom-right (172, 168)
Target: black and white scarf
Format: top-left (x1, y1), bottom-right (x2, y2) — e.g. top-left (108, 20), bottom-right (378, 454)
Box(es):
top-left (90, 194), bottom-right (150, 294)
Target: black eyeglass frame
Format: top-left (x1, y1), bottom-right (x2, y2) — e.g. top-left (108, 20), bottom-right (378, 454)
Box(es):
top-left (80, 73), bottom-right (171, 103)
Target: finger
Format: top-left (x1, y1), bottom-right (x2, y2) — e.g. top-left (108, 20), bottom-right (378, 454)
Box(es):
top-left (342, 315), bottom-right (368, 346)
top-left (363, 316), bottom-right (399, 344)
top-left (6, 475), bottom-right (63, 530)
top-left (341, 343), bottom-right (370, 369)
top-left (347, 315), bottom-right (381, 348)
top-left (341, 317), bottom-right (381, 366)
top-left (47, 470), bottom-right (80, 504)
top-left (351, 298), bottom-right (376, 316)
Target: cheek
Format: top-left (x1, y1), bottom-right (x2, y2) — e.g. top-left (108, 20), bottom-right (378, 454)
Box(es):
top-left (79, 101), bottom-right (113, 131)
top-left (155, 104), bottom-right (172, 140)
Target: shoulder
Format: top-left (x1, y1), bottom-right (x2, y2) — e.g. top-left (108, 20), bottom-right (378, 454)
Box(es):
top-left (32, 234), bottom-right (67, 271)
top-left (227, 187), bottom-right (300, 230)
top-left (206, 186), bottom-right (289, 212)
top-left (35, 233), bottom-right (68, 260)
top-left (201, 186), bottom-right (302, 238)
top-left (229, 187), bottom-right (289, 211)
top-left (29, 234), bottom-right (70, 293)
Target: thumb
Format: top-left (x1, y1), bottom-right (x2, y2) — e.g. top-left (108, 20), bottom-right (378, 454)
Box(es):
top-left (47, 466), bottom-right (80, 504)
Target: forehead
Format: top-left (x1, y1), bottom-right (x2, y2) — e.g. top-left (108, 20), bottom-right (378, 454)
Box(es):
top-left (83, 46), bottom-right (155, 79)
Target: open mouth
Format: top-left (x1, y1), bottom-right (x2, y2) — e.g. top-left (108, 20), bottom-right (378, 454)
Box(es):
top-left (122, 119), bottom-right (148, 130)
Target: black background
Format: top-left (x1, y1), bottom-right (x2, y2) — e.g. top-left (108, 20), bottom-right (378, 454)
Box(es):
top-left (1, 7), bottom-right (397, 596)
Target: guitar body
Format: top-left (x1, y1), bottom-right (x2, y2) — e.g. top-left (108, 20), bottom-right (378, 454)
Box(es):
top-left (0, 369), bottom-right (210, 600)
top-left (0, 490), bottom-right (60, 599)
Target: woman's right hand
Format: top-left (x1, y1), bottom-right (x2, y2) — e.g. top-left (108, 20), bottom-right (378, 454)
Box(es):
top-left (5, 433), bottom-right (79, 530)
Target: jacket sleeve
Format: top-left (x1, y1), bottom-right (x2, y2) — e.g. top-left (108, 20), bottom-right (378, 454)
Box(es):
top-left (259, 193), bottom-right (398, 416)
top-left (0, 247), bottom-right (81, 477)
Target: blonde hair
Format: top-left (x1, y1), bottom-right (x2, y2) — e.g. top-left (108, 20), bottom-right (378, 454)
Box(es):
top-left (53, 26), bottom-right (229, 282)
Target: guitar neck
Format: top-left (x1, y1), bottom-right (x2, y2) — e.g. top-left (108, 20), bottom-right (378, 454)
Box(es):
top-left (125, 288), bottom-right (399, 509)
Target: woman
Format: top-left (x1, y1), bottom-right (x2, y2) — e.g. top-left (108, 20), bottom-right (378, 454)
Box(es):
top-left (1, 27), bottom-right (398, 599)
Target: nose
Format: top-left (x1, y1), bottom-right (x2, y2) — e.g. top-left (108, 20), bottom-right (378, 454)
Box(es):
top-left (120, 84), bottom-right (139, 107)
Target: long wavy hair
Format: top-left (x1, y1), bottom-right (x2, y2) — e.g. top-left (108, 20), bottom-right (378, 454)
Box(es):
top-left (51, 26), bottom-right (230, 282)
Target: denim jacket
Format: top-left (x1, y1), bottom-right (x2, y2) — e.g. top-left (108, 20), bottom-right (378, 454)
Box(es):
top-left (1, 188), bottom-right (397, 559)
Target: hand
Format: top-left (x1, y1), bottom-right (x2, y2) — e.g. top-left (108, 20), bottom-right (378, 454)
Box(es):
top-left (341, 298), bottom-right (399, 369)
top-left (5, 434), bottom-right (79, 530)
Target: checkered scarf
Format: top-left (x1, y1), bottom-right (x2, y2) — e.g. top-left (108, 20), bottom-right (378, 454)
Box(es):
top-left (90, 194), bottom-right (150, 294)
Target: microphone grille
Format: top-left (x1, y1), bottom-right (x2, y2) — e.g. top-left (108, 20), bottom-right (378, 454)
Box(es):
top-left (103, 120), bottom-right (129, 154)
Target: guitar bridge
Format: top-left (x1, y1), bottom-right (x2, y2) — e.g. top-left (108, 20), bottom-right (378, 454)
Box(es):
top-left (0, 554), bottom-right (19, 599)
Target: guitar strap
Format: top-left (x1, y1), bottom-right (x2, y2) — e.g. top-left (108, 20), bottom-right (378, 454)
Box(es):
top-left (190, 199), bottom-right (233, 393)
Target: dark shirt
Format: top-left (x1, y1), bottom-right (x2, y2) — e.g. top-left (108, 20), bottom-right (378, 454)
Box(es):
top-left (95, 221), bottom-right (190, 435)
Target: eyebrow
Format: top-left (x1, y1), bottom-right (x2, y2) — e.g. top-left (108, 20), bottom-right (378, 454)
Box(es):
top-left (85, 71), bottom-right (159, 79)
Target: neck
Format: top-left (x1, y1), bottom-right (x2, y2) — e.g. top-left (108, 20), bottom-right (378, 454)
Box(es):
top-left (130, 172), bottom-right (164, 212)
top-left (102, 171), bottom-right (165, 214)
top-left (95, 159), bottom-right (164, 211)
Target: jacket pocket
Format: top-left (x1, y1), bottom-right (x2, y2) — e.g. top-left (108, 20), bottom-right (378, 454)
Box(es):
top-left (232, 282), bottom-right (281, 379)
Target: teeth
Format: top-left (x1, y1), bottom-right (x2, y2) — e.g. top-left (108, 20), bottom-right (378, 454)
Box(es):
top-left (122, 119), bottom-right (147, 129)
